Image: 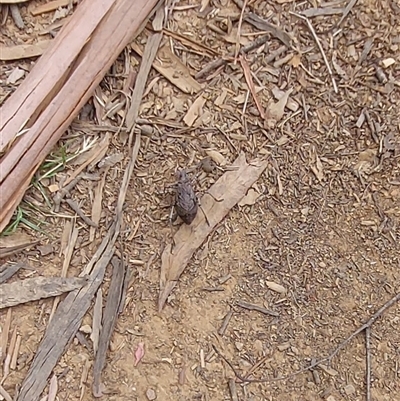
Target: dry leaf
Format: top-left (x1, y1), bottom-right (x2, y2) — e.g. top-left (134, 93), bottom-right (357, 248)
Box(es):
top-left (0, 41), bottom-right (52, 61)
top-left (0, 276), bottom-right (87, 309)
top-left (271, 87), bottom-right (299, 112)
top-left (332, 51), bottom-right (349, 80)
top-left (134, 342), bottom-right (145, 366)
top-left (159, 153), bottom-right (268, 310)
top-left (382, 58), bottom-right (395, 68)
top-left (131, 43), bottom-right (202, 94)
top-left (266, 88), bottom-right (293, 127)
top-left (358, 148), bottom-right (377, 163)
top-left (48, 374), bottom-right (58, 401)
top-left (238, 188), bottom-right (260, 206)
top-left (0, 232), bottom-right (37, 258)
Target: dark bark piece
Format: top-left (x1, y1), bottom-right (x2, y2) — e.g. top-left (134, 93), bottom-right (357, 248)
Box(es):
top-left (16, 227), bottom-right (116, 401)
top-left (0, 276), bottom-right (87, 309)
top-left (92, 256), bottom-right (126, 397)
top-left (0, 262), bottom-right (24, 284)
top-left (175, 170), bottom-right (198, 225)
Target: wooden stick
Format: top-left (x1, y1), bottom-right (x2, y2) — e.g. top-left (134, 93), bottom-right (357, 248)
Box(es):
top-left (290, 12), bottom-right (338, 93)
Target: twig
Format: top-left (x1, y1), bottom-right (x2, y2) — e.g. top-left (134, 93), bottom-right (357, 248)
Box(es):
top-left (290, 12), bottom-right (338, 93)
top-left (218, 309), bottom-right (234, 336)
top-left (231, 0), bottom-right (292, 48)
top-left (236, 300), bottom-right (279, 317)
top-left (366, 327), bottom-right (371, 401)
top-left (0, 385), bottom-right (12, 401)
top-left (215, 293), bottom-right (400, 384)
top-left (64, 198), bottom-right (98, 227)
top-left (195, 35), bottom-right (270, 79)
top-left (228, 378), bottom-right (239, 401)
top-left (53, 175), bottom-right (83, 212)
top-left (335, 0), bottom-right (358, 31)
top-left (234, 0), bottom-right (248, 62)
top-left (92, 256), bottom-right (126, 397)
top-left (239, 55), bottom-right (265, 119)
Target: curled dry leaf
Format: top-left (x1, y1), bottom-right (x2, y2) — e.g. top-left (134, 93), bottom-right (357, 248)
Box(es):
top-left (134, 342), bottom-right (145, 366)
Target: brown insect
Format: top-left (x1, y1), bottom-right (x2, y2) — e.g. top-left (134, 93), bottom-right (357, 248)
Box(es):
top-left (174, 170), bottom-right (198, 225)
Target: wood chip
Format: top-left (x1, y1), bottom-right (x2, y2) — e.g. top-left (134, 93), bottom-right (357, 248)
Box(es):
top-left (92, 257), bottom-right (126, 397)
top-left (31, 0), bottom-right (78, 15)
top-left (183, 94), bottom-right (207, 126)
top-left (265, 281), bottom-right (286, 294)
top-left (0, 41), bottom-right (52, 61)
top-left (0, 232), bottom-right (38, 259)
top-left (0, 276), bottom-right (88, 309)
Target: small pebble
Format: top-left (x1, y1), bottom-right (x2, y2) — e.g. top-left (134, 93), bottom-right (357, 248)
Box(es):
top-left (235, 342), bottom-right (244, 351)
top-left (344, 384), bottom-right (355, 395)
top-left (146, 388), bottom-right (157, 400)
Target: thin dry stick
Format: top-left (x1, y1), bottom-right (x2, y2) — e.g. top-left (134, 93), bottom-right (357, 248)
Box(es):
top-left (215, 292), bottom-right (400, 384)
top-left (0, 385), bottom-right (12, 401)
top-left (335, 0), bottom-right (358, 31)
top-left (195, 34), bottom-right (270, 79)
top-left (290, 12), bottom-right (338, 93)
top-left (366, 326), bottom-right (371, 401)
top-left (234, 0), bottom-right (248, 62)
top-left (239, 55), bottom-right (265, 119)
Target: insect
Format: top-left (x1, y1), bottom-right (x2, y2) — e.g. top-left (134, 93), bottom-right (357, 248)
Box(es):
top-left (174, 170), bottom-right (198, 225)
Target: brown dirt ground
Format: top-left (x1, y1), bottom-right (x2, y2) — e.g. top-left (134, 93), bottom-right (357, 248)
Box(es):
top-left (1, 0), bottom-right (399, 401)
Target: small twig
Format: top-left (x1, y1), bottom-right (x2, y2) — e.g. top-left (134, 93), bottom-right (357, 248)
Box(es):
top-left (195, 35), bottom-right (270, 79)
top-left (234, 0), bottom-right (248, 62)
top-left (10, 4), bottom-right (24, 29)
top-left (216, 293), bottom-right (400, 384)
top-left (366, 327), bottom-right (371, 401)
top-left (228, 378), bottom-right (239, 401)
top-left (236, 300), bottom-right (279, 317)
top-left (199, 204), bottom-right (211, 226)
top-left (64, 199), bottom-right (98, 227)
top-left (0, 385), bottom-right (12, 401)
top-left (53, 175), bottom-right (83, 212)
top-left (231, 0), bottom-right (292, 48)
top-left (244, 355), bottom-right (269, 380)
top-left (290, 12), bottom-right (338, 93)
top-left (239, 55), bottom-right (265, 118)
top-left (218, 309), bottom-right (234, 336)
top-left (335, 0), bottom-right (358, 32)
